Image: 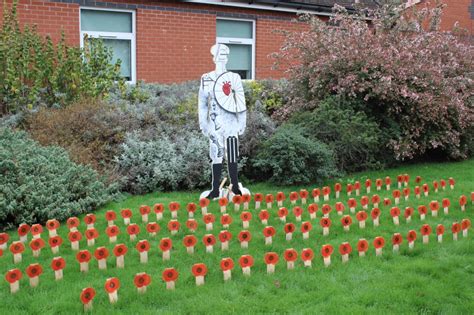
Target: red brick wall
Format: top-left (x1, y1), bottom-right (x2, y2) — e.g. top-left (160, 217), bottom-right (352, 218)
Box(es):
top-left (439, 0), bottom-right (473, 34)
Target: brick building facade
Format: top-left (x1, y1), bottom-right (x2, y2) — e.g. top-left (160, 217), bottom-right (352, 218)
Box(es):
top-left (0, 0), bottom-right (472, 83)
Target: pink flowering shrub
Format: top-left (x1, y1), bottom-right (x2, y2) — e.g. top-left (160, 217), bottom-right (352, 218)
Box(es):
top-left (275, 2), bottom-right (474, 161)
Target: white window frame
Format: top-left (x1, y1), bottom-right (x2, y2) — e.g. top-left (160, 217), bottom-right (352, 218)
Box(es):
top-left (216, 17), bottom-right (256, 80)
top-left (79, 7), bottom-right (136, 84)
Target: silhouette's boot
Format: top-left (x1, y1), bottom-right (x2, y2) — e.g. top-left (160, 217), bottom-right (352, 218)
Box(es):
top-left (228, 162), bottom-right (242, 195)
top-left (206, 163), bottom-right (222, 199)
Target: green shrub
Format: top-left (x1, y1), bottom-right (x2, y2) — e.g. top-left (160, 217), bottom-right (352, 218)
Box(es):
top-left (253, 124), bottom-right (339, 185)
top-left (0, 129), bottom-right (116, 229)
top-left (292, 96), bottom-right (383, 172)
top-left (0, 2), bottom-right (122, 115)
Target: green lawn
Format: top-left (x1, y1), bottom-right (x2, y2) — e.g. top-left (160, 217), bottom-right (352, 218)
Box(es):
top-left (1, 159), bottom-right (473, 314)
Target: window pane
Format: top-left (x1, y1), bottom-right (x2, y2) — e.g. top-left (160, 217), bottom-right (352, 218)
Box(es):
top-left (217, 20), bottom-right (253, 39)
top-left (226, 44), bottom-right (252, 79)
top-left (96, 39), bottom-right (132, 80)
top-left (81, 10), bottom-right (132, 33)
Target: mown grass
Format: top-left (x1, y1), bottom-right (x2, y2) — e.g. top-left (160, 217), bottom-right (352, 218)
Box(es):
top-left (1, 159), bottom-right (473, 314)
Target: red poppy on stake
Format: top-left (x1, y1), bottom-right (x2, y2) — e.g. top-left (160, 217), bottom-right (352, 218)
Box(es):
top-left (346, 183), bottom-right (353, 197)
top-left (418, 205), bottom-right (428, 221)
top-left (415, 176), bottom-right (422, 184)
top-left (301, 248), bottom-right (314, 267)
top-left (186, 203), bottom-right (197, 218)
top-left (105, 210), bottom-right (116, 226)
top-left (383, 198), bottom-right (392, 206)
top-left (121, 208), bottom-right (133, 225)
top-left (254, 193), bottom-right (263, 209)
top-left (390, 207), bottom-right (401, 225)
top-left (385, 176), bottom-right (391, 191)
top-left (436, 224), bottom-right (445, 243)
top-left (307, 204), bottom-right (318, 220)
top-left (241, 211), bottom-right (252, 229)
top-left (339, 242), bottom-right (352, 263)
top-left (232, 195), bottom-right (242, 211)
top-left (429, 200), bottom-right (439, 217)
top-left (442, 198), bottom-right (450, 215)
top-left (203, 234), bottom-right (216, 253)
top-left (219, 197), bottom-right (228, 213)
top-left (5, 269), bottom-right (22, 294)
top-left (301, 221), bottom-right (312, 240)
top-left (440, 179), bottom-right (446, 190)
top-left (403, 174), bottom-right (409, 186)
top-left (203, 213), bottom-right (215, 231)
top-left (29, 238), bottom-right (45, 258)
top-left (136, 240), bottom-right (150, 264)
top-left (46, 219), bottom-right (60, 237)
top-left (460, 195), bottom-right (467, 211)
top-left (322, 186), bottom-right (331, 201)
top-left (371, 208), bottom-right (381, 226)
top-left (31, 224), bottom-right (43, 240)
top-left (278, 207), bottom-right (288, 223)
top-left (421, 224), bottom-right (432, 244)
top-left (376, 178), bottom-right (382, 191)
top-left (264, 252), bottom-right (279, 274)
top-left (263, 226), bottom-right (276, 245)
top-left (357, 239), bottom-right (369, 257)
top-left (397, 175), bottom-right (403, 188)
top-left (242, 194), bottom-right (251, 210)
top-left (433, 181), bottom-right (439, 193)
top-left (162, 268), bottom-right (178, 290)
top-left (146, 222), bottom-right (160, 236)
top-left (159, 238), bottom-right (172, 261)
top-left (373, 236), bottom-right (385, 256)
top-left (220, 258), bottom-right (234, 281)
top-left (461, 219), bottom-right (471, 237)
top-left (199, 198), bottom-right (210, 215)
top-left (354, 181), bottom-right (361, 196)
top-left (169, 202), bottom-right (180, 219)
top-left (239, 255), bottom-right (254, 276)
top-left (284, 248), bottom-right (298, 269)
top-left (371, 195), bottom-right (381, 208)
top-left (81, 287), bottom-right (96, 311)
top-left (85, 227), bottom-right (99, 247)
top-left (321, 204), bottom-right (332, 217)
top-left (51, 256), bottom-right (66, 280)
top-left (153, 204), bottom-right (164, 221)
top-left (365, 179), bottom-right (372, 194)
top-left (320, 217), bottom-right (331, 236)
top-left (221, 214), bottom-right (232, 229)
top-left (104, 277), bottom-right (120, 304)
top-left (356, 211), bottom-right (368, 229)
top-left (26, 263), bottom-right (43, 288)
top-left (341, 215), bottom-right (352, 232)
top-left (265, 194), bottom-right (274, 208)
top-left (139, 205), bottom-right (151, 223)
top-left (452, 222), bottom-right (461, 241)
top-left (106, 225), bottom-right (120, 243)
top-left (403, 187), bottom-right (410, 201)
top-left (392, 233), bottom-right (402, 253)
top-left (10, 241), bottom-right (25, 264)
top-left (84, 214), bottom-right (96, 229)
top-left (312, 188), bottom-right (320, 203)
top-left (335, 202), bottom-right (345, 216)
top-left (284, 223), bottom-right (295, 241)
top-left (471, 192), bottom-right (474, 205)
top-left (113, 244), bottom-right (128, 269)
top-left (449, 177), bottom-right (455, 189)
top-left (68, 231), bottom-right (82, 251)
top-left (94, 247), bottom-right (109, 270)
top-left (186, 219), bottom-right (198, 233)
top-left (289, 191), bottom-right (299, 205)
top-left (192, 263), bottom-right (207, 286)
top-left (407, 230), bottom-right (417, 250)
top-left (219, 230), bottom-right (232, 251)
top-left (183, 235), bottom-right (198, 254)
top-left (276, 192), bottom-right (286, 207)
top-left (17, 223), bottom-right (30, 243)
top-left (134, 272), bottom-right (151, 294)
top-left (403, 207), bottom-right (415, 223)
top-left (414, 186), bottom-right (421, 199)
top-left (392, 190), bottom-right (401, 205)
top-left (238, 230), bottom-right (251, 249)
top-left (49, 235), bottom-right (63, 254)
top-left (321, 244), bottom-right (333, 267)
top-left (76, 249), bottom-right (92, 272)
top-left (293, 206), bottom-right (303, 222)
top-left (360, 196), bottom-right (369, 210)
top-left (167, 220), bottom-right (180, 235)
top-left (422, 184), bottom-right (429, 197)
top-left (348, 198), bottom-right (357, 214)
top-left (334, 183), bottom-right (342, 199)
top-left (300, 189), bottom-right (309, 204)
